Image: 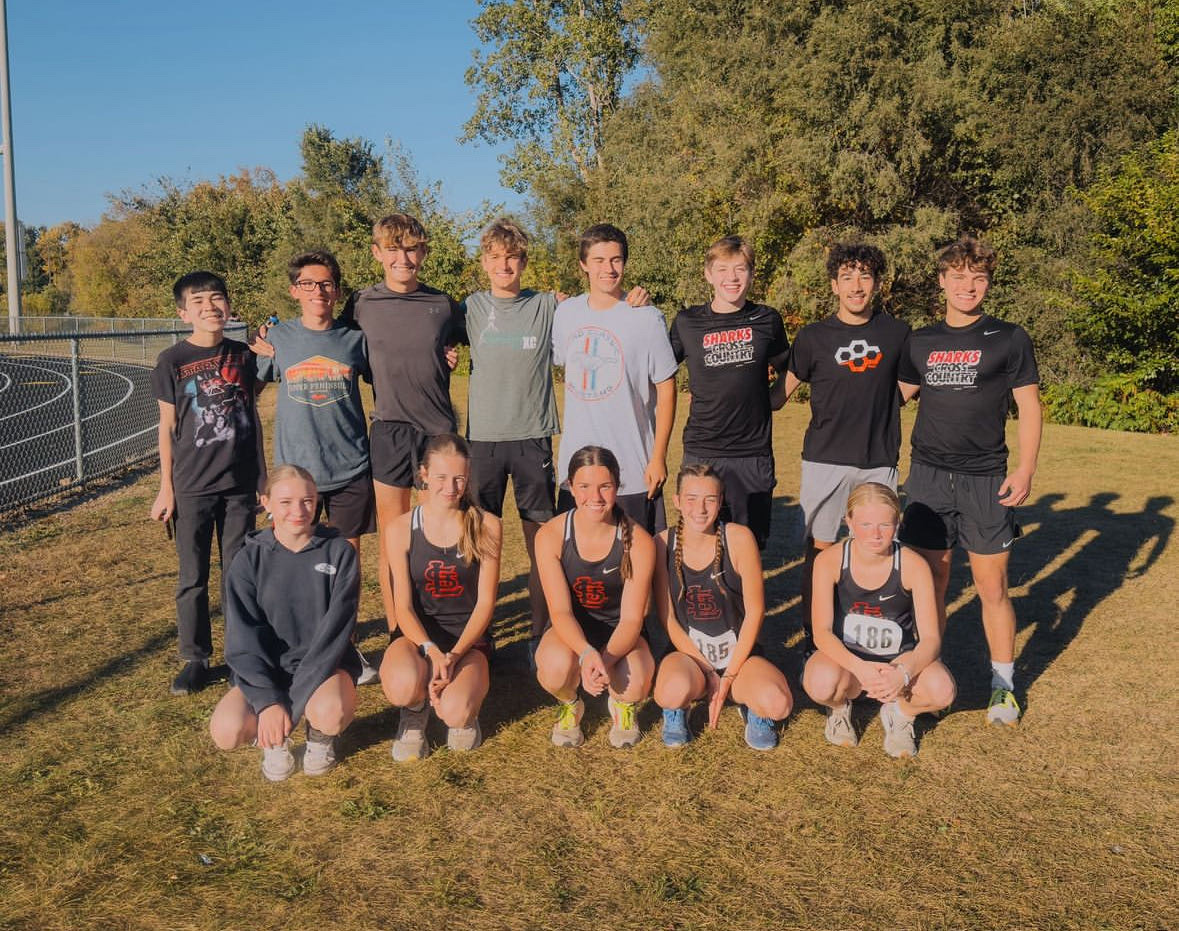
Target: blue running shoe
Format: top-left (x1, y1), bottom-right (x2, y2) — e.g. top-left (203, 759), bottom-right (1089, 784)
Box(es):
top-left (743, 707), bottom-right (778, 751)
top-left (661, 708), bottom-right (691, 748)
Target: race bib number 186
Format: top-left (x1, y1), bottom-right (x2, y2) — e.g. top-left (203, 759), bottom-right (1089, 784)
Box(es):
top-left (842, 613), bottom-right (904, 657)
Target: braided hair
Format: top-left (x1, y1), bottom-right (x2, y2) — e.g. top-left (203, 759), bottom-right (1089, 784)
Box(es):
top-left (566, 445), bottom-right (633, 581)
top-left (673, 462), bottom-right (728, 603)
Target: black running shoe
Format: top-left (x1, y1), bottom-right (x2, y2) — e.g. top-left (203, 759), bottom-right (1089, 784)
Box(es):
top-left (170, 660), bottom-right (210, 695)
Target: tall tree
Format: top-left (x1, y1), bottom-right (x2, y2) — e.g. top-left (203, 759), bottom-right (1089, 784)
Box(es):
top-left (463, 0), bottom-right (642, 192)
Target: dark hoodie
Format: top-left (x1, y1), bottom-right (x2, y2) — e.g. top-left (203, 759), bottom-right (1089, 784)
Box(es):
top-left (224, 526), bottom-right (360, 725)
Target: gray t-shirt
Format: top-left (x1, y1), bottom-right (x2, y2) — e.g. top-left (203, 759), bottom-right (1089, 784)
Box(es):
top-left (464, 289), bottom-right (560, 442)
top-left (552, 295), bottom-right (678, 496)
top-left (256, 319), bottom-right (370, 491)
top-left (340, 283), bottom-right (464, 434)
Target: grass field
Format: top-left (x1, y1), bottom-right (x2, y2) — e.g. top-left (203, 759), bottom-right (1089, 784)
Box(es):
top-left (1, 379), bottom-right (1176, 931)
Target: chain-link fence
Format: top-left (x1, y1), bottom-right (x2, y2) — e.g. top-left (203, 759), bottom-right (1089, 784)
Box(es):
top-left (0, 324), bottom-right (247, 515)
top-left (0, 316), bottom-right (203, 336)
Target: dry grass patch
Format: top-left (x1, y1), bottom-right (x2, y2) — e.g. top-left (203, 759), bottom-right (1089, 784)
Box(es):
top-left (1, 382), bottom-right (1176, 930)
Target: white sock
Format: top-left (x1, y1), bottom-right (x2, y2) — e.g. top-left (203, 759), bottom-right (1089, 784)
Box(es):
top-left (991, 661), bottom-right (1015, 691)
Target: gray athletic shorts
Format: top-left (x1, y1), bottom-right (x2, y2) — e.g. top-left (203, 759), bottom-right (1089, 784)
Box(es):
top-left (800, 460), bottom-right (898, 544)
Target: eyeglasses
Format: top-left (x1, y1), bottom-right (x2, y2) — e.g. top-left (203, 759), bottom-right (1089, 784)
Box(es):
top-left (293, 279), bottom-right (337, 293)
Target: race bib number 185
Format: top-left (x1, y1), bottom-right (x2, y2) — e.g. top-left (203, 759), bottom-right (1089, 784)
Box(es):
top-left (691, 628), bottom-right (738, 669)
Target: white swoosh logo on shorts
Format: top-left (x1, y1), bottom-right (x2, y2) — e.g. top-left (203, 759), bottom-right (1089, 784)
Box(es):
top-left (1002, 539), bottom-right (1014, 549)
top-left (603, 565), bottom-right (620, 574)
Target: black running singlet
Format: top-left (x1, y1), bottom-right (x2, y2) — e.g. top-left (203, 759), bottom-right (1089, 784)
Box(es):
top-left (409, 507), bottom-right (481, 649)
top-left (667, 525), bottom-right (745, 671)
top-left (832, 541), bottom-right (917, 662)
top-left (560, 511), bottom-right (626, 646)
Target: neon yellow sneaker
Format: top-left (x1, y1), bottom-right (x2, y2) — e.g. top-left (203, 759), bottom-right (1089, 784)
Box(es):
top-left (551, 699), bottom-right (585, 748)
top-left (986, 687), bottom-right (1021, 727)
top-left (607, 696), bottom-right (640, 749)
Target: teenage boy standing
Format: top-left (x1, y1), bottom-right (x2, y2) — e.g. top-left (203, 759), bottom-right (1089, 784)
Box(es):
top-left (254, 250), bottom-right (378, 682)
top-left (781, 243), bottom-right (911, 614)
top-left (151, 272), bottom-right (263, 695)
top-left (669, 236), bottom-right (789, 550)
top-left (340, 214), bottom-right (465, 630)
top-left (897, 236), bottom-right (1041, 726)
top-left (552, 224), bottom-right (677, 534)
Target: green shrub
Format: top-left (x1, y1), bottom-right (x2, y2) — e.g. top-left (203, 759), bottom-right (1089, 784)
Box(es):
top-left (1043, 372), bottom-right (1179, 433)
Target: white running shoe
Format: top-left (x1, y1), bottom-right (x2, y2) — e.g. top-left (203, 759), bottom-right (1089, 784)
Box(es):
top-left (880, 701), bottom-right (917, 758)
top-left (303, 727), bottom-right (337, 776)
top-left (355, 646), bottom-right (379, 686)
top-left (824, 701), bottom-right (858, 748)
top-left (392, 703), bottom-right (430, 762)
top-left (261, 739), bottom-right (296, 782)
top-left (447, 720), bottom-right (483, 752)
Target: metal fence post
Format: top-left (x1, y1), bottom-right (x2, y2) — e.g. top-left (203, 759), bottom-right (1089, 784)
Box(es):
top-left (70, 337), bottom-right (84, 483)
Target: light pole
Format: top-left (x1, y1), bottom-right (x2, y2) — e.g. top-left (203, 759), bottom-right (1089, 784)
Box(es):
top-left (0, 0), bottom-right (20, 335)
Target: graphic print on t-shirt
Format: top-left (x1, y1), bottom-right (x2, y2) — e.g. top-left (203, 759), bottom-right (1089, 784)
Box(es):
top-left (179, 357), bottom-right (250, 449)
top-left (567, 326), bottom-right (623, 401)
top-left (923, 348), bottom-right (983, 388)
top-left (834, 338), bottom-right (883, 373)
top-left (284, 355), bottom-right (354, 407)
top-left (572, 575), bottom-right (609, 609)
top-left (702, 327), bottom-right (755, 367)
top-left (424, 559), bottom-right (464, 598)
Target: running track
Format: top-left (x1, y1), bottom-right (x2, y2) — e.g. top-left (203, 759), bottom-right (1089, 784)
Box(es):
top-left (0, 353), bottom-right (157, 510)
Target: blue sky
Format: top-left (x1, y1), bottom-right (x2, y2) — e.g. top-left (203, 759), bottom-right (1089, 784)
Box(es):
top-left (7, 0), bottom-right (521, 228)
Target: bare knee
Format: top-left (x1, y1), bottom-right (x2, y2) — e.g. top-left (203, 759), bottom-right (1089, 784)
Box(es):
top-left (654, 660), bottom-right (697, 709)
top-left (381, 645), bottom-right (426, 707)
top-left (306, 679), bottom-right (355, 736)
top-left (209, 711), bottom-right (252, 751)
top-left (802, 661), bottom-right (841, 705)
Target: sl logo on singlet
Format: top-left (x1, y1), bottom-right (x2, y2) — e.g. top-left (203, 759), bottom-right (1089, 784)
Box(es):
top-left (424, 559), bottom-right (464, 598)
top-left (572, 576), bottom-right (608, 609)
top-left (684, 584), bottom-right (721, 621)
top-left (851, 600), bottom-right (883, 617)
top-left (834, 339), bottom-right (883, 373)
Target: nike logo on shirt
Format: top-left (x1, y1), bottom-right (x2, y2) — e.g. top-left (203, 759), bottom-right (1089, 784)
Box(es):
top-left (879, 593), bottom-right (896, 601)
top-left (984, 329), bottom-right (1001, 336)
top-left (603, 565), bottom-right (620, 574)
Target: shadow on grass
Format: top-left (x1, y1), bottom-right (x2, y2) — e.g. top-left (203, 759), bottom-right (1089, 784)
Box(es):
top-left (0, 627), bottom-right (177, 733)
top-left (935, 492), bottom-right (1174, 713)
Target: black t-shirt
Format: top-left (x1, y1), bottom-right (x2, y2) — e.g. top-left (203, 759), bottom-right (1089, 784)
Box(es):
top-left (340, 283), bottom-right (465, 435)
top-left (151, 338), bottom-right (257, 496)
top-left (787, 312), bottom-right (911, 468)
top-left (669, 302), bottom-right (790, 457)
top-left (898, 314), bottom-right (1039, 475)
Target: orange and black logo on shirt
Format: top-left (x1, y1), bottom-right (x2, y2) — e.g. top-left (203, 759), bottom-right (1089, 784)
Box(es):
top-left (572, 576), bottom-right (608, 609)
top-left (424, 559), bottom-right (464, 598)
top-left (684, 585), bottom-right (721, 621)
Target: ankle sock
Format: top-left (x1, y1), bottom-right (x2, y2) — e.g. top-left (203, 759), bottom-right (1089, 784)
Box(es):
top-left (990, 661), bottom-right (1015, 691)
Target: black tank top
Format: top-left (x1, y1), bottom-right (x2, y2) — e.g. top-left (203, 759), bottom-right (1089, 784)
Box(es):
top-left (560, 510), bottom-right (625, 629)
top-left (833, 540), bottom-right (917, 662)
top-left (409, 506), bottom-right (481, 645)
top-left (667, 524), bottom-right (745, 671)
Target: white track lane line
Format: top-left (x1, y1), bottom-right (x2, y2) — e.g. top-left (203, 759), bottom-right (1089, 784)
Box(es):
top-left (0, 360), bottom-right (72, 421)
top-left (0, 362), bottom-right (137, 451)
top-left (0, 422), bottom-right (159, 488)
